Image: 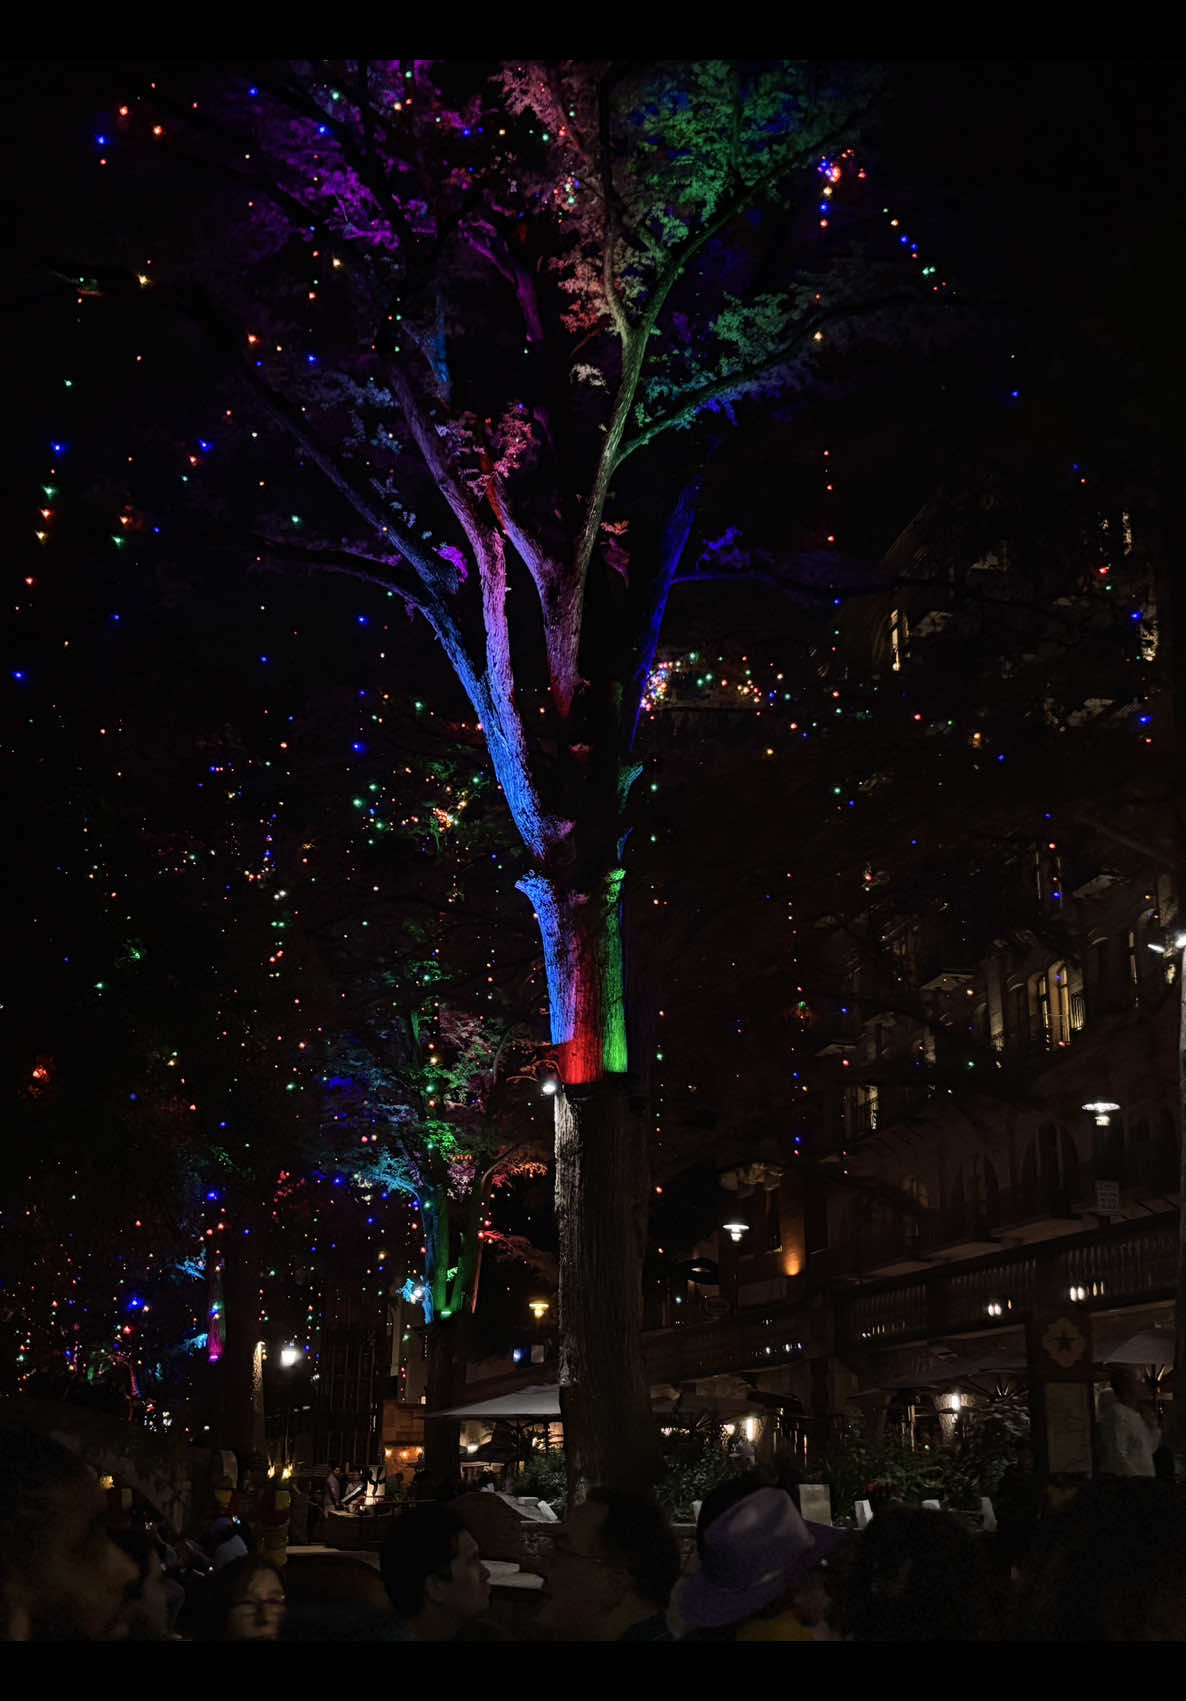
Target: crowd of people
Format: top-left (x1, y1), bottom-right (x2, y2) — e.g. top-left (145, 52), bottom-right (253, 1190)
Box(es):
top-left (6, 1411), bottom-right (1186, 1642)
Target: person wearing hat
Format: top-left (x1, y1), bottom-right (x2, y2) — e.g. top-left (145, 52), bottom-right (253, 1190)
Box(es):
top-left (669, 1472), bottom-right (847, 1641)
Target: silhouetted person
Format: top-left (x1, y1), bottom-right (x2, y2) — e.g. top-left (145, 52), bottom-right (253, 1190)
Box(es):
top-left (0, 1426), bottom-right (137, 1640)
top-left (537, 1488), bottom-right (681, 1641)
top-left (841, 1505), bottom-right (999, 1641)
top-left (380, 1504), bottom-right (492, 1641)
top-left (1014, 1478), bottom-right (1186, 1640)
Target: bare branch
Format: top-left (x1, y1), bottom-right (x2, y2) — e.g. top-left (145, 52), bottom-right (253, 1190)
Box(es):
top-left (616, 290), bottom-right (926, 466)
top-left (385, 363), bottom-right (485, 556)
top-left (247, 534), bottom-right (437, 610)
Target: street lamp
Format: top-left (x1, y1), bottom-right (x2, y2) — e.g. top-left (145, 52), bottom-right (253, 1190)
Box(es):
top-left (276, 1345), bottom-right (304, 1467)
top-left (527, 1299), bottom-right (550, 1322)
top-left (1082, 1100), bottom-right (1120, 1127)
top-left (1150, 931), bottom-right (1186, 1456)
top-left (723, 1218), bottom-right (749, 1244)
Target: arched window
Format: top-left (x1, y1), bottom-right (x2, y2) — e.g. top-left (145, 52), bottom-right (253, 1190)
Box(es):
top-left (889, 608), bottom-right (908, 672)
top-left (1022, 1127), bottom-right (1076, 1214)
top-left (952, 1157), bottom-right (999, 1235)
top-left (1007, 981), bottom-right (1028, 1048)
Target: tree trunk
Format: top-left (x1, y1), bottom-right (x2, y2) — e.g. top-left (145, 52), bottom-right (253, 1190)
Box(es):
top-left (554, 1077), bottom-right (658, 1497)
top-left (218, 1234), bottom-right (266, 1463)
top-left (423, 1312), bottom-right (472, 1483)
top-left (519, 866), bottom-right (657, 1498)
top-left (519, 869), bottom-right (629, 1086)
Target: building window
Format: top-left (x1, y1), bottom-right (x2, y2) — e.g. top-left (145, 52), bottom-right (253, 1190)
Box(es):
top-left (1092, 936), bottom-right (1109, 994)
top-left (1050, 964), bottom-right (1071, 1046)
top-left (1008, 982), bottom-right (1027, 1047)
top-left (890, 608), bottom-right (907, 672)
top-left (1036, 973), bottom-right (1051, 1048)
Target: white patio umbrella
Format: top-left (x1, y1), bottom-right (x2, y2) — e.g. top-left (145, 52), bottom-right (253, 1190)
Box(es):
top-left (1096, 1326), bottom-right (1176, 1366)
top-left (430, 1385), bottom-right (561, 1421)
top-left (432, 1386), bottom-right (761, 1422)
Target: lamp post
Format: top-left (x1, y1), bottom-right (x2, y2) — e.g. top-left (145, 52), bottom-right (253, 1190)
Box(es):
top-left (1150, 932), bottom-right (1186, 1460)
top-left (722, 1218), bottom-right (749, 1245)
top-left (278, 1344), bottom-right (303, 1466)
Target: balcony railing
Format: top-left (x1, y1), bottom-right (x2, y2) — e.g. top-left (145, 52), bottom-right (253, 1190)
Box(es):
top-left (811, 1187), bottom-right (1082, 1281)
top-left (642, 1211), bottom-right (1177, 1384)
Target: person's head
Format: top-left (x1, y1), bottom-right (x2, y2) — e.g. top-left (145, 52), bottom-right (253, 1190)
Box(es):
top-left (109, 1528), bottom-right (170, 1641)
top-left (841, 1505), bottom-right (997, 1641)
top-left (0, 1427), bottom-right (138, 1641)
top-left (380, 1504), bottom-right (490, 1636)
top-left (1015, 1479), bottom-right (1186, 1641)
top-left (673, 1474), bottom-right (846, 1636)
top-left (538, 1489), bottom-right (680, 1640)
top-left (200, 1555), bottom-right (286, 1642)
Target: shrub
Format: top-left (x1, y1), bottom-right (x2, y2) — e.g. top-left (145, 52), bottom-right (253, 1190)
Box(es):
top-left (515, 1435), bottom-right (746, 1523)
top-left (516, 1449), bottom-right (569, 1513)
top-left (656, 1440), bottom-right (742, 1523)
top-left (934, 1399), bottom-right (1031, 1509)
top-left (821, 1399), bottom-right (1031, 1519)
top-left (821, 1424), bottom-right (942, 1519)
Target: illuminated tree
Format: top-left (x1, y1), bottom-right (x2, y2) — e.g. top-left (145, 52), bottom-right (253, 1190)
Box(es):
top-left (62, 58), bottom-right (938, 1490)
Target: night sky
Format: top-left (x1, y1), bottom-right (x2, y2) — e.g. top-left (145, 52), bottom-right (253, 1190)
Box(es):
top-left (1, 59), bottom-right (1182, 1402)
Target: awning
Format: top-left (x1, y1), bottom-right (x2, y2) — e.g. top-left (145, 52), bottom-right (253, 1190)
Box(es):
top-left (1096, 1325), bottom-right (1175, 1366)
top-left (432, 1385), bottom-right (762, 1422)
top-left (430, 1386), bottom-right (560, 1421)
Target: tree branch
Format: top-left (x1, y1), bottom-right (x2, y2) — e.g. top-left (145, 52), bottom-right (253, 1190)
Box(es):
top-left (247, 534), bottom-right (438, 610)
top-left (616, 289), bottom-right (925, 465)
top-left (597, 67), bottom-right (630, 342)
top-left (385, 363), bottom-right (485, 556)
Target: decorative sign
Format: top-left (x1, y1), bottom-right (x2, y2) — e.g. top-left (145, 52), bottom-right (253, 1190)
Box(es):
top-left (799, 1484), bottom-right (833, 1527)
top-left (1045, 1380), bottom-right (1094, 1475)
top-left (1040, 1316), bottom-right (1088, 1373)
top-left (703, 1296), bottom-right (732, 1319)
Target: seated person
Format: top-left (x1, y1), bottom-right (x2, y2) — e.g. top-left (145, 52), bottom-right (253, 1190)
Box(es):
top-left (380, 1504), bottom-right (493, 1641)
top-left (538, 1489), bottom-right (680, 1641)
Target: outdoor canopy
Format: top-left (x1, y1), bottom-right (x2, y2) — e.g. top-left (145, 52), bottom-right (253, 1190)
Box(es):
top-left (431, 1386), bottom-right (761, 1421)
top-left (1095, 1325), bottom-right (1176, 1366)
top-left (431, 1386), bottom-right (561, 1421)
